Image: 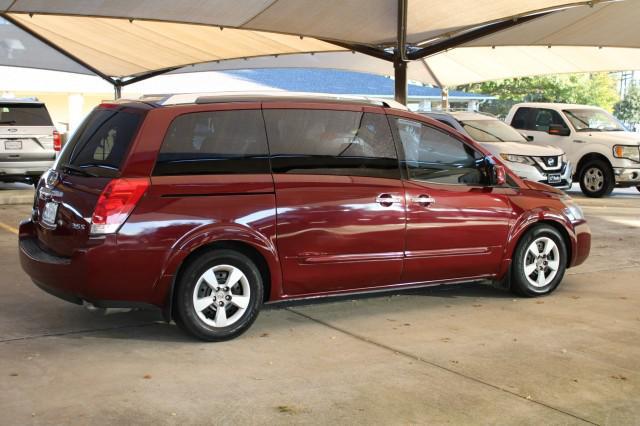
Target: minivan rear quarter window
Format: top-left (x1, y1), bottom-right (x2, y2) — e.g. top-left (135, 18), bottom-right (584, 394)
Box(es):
top-left (0, 103), bottom-right (53, 126)
top-left (153, 110), bottom-right (269, 176)
top-left (58, 108), bottom-right (142, 177)
top-left (264, 109), bottom-right (398, 179)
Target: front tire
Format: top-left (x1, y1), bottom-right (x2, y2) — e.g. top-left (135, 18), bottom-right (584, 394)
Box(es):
top-left (579, 159), bottom-right (614, 198)
top-left (511, 225), bottom-right (567, 297)
top-left (174, 249), bottom-right (263, 341)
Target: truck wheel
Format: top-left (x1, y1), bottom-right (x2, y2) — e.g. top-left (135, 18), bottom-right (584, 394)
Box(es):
top-left (173, 249), bottom-right (263, 341)
top-left (579, 159), bottom-right (614, 198)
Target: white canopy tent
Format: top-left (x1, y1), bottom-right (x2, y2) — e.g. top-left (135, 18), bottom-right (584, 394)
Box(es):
top-left (0, 0), bottom-right (607, 101)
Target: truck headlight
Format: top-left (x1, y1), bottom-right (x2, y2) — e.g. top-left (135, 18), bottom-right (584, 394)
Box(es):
top-left (499, 153), bottom-right (535, 165)
top-left (563, 203), bottom-right (585, 222)
top-left (613, 145), bottom-right (640, 162)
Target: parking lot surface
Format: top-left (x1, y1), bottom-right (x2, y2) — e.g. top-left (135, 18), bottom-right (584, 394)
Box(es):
top-left (0, 187), bottom-right (639, 425)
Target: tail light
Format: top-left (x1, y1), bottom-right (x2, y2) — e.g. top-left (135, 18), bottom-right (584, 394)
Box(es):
top-left (90, 178), bottom-right (149, 235)
top-left (53, 130), bottom-right (62, 152)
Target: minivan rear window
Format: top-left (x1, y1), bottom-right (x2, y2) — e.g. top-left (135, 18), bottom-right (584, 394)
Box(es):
top-left (153, 110), bottom-right (269, 176)
top-left (0, 103), bottom-right (53, 126)
top-left (57, 109), bottom-right (142, 177)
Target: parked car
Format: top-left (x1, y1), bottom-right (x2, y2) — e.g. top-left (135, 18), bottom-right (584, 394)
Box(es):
top-left (0, 98), bottom-right (60, 185)
top-left (19, 94), bottom-right (591, 341)
top-left (506, 103), bottom-right (640, 197)
top-left (421, 111), bottom-right (572, 190)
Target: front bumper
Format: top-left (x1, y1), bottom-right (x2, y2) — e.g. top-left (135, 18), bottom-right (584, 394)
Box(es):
top-left (614, 167), bottom-right (640, 186)
top-left (506, 161), bottom-right (573, 190)
top-left (570, 220), bottom-right (591, 268)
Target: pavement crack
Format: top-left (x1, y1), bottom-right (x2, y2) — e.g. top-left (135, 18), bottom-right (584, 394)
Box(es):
top-left (287, 307), bottom-right (600, 426)
top-left (0, 322), bottom-right (159, 343)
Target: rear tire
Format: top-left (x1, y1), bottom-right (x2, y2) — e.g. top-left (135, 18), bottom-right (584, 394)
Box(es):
top-left (636, 186), bottom-right (640, 193)
top-left (174, 249), bottom-right (263, 341)
top-left (511, 225), bottom-right (567, 297)
top-left (579, 159), bottom-right (614, 198)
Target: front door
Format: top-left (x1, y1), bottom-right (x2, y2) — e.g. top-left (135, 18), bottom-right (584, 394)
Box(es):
top-left (390, 116), bottom-right (514, 284)
top-left (264, 106), bottom-right (405, 296)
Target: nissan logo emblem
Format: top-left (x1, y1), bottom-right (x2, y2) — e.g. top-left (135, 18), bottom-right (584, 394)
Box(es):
top-left (547, 158), bottom-right (555, 166)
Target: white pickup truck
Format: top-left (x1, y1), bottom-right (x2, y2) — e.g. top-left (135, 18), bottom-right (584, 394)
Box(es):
top-left (505, 103), bottom-right (640, 197)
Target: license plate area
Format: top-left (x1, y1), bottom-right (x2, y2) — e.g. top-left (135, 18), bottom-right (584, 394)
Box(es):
top-left (4, 140), bottom-right (22, 150)
top-left (547, 174), bottom-right (562, 184)
top-left (41, 201), bottom-right (59, 228)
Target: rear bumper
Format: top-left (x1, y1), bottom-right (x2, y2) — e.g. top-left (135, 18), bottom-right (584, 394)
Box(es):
top-left (0, 160), bottom-right (53, 177)
top-left (18, 219), bottom-right (160, 310)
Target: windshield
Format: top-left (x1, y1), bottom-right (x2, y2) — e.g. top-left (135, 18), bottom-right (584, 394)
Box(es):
top-left (563, 109), bottom-right (626, 132)
top-left (0, 103), bottom-right (53, 126)
top-left (460, 119), bottom-right (526, 143)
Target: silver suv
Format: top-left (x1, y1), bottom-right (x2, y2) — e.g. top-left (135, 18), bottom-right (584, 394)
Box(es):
top-left (422, 111), bottom-right (572, 190)
top-left (0, 98), bottom-right (59, 185)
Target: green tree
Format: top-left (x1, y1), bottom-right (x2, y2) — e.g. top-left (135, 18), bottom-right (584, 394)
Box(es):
top-left (613, 84), bottom-right (640, 126)
top-left (458, 73), bottom-right (619, 117)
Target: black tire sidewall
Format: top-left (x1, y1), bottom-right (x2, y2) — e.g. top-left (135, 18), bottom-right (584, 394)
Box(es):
top-left (579, 159), bottom-right (614, 198)
top-left (511, 225), bottom-right (567, 297)
top-left (174, 249), bottom-right (263, 341)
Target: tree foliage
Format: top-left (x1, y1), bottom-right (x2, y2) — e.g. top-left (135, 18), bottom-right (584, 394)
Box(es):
top-left (458, 73), bottom-right (620, 117)
top-left (613, 84), bottom-right (640, 126)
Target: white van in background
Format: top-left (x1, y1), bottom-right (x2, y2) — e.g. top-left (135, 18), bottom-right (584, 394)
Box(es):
top-left (506, 103), bottom-right (640, 197)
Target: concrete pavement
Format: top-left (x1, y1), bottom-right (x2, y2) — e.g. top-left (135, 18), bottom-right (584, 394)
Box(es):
top-left (0, 189), bottom-right (638, 425)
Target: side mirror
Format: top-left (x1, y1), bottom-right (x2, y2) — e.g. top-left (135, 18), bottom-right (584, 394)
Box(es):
top-left (493, 164), bottom-right (506, 186)
top-left (548, 124), bottom-right (570, 136)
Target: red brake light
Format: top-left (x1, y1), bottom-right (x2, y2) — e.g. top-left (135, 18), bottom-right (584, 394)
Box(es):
top-left (53, 130), bottom-right (62, 152)
top-left (90, 178), bottom-right (149, 235)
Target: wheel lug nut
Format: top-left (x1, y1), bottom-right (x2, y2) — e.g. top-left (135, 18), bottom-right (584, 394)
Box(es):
top-left (225, 295), bottom-right (232, 301)
top-left (218, 301), bottom-right (224, 307)
top-left (224, 286), bottom-right (229, 292)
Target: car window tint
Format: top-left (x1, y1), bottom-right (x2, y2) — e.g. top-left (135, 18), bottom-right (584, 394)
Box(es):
top-left (533, 109), bottom-right (568, 132)
top-left (60, 109), bottom-right (142, 177)
top-left (392, 118), bottom-right (489, 185)
top-left (154, 110), bottom-right (269, 176)
top-left (264, 109), bottom-right (399, 179)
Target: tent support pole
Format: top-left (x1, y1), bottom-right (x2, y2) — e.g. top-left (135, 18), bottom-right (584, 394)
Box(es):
top-left (406, 12), bottom-right (552, 61)
top-left (114, 83), bottom-right (122, 100)
top-left (394, 0), bottom-right (408, 105)
top-left (394, 59), bottom-right (408, 105)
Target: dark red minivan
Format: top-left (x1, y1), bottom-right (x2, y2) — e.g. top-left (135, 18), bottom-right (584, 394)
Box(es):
top-left (19, 94), bottom-right (591, 341)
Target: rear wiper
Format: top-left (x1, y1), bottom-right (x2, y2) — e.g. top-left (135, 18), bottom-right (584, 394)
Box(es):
top-left (0, 120), bottom-right (17, 125)
top-left (61, 164), bottom-right (99, 177)
top-left (77, 163), bottom-right (119, 171)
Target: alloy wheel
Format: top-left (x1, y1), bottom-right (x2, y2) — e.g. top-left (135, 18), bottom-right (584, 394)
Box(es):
top-left (523, 237), bottom-right (560, 288)
top-left (192, 264), bottom-right (251, 327)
